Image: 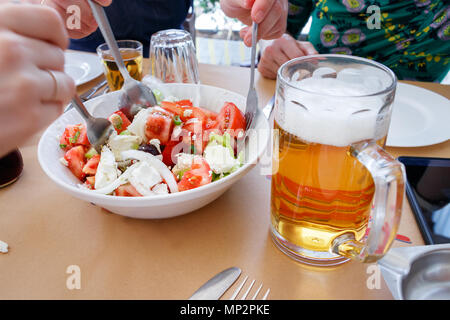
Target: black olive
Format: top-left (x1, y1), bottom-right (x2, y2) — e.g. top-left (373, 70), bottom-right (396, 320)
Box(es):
top-left (138, 144), bottom-right (160, 156)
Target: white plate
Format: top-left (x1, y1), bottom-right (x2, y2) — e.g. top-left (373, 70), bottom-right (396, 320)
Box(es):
top-left (64, 51), bottom-right (103, 86)
top-left (387, 83), bottom-right (450, 147)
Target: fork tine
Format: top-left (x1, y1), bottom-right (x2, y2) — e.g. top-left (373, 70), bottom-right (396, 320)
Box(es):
top-left (229, 275), bottom-right (248, 300)
top-left (251, 283), bottom-right (263, 300)
top-left (240, 279), bottom-right (255, 300)
top-left (261, 288), bottom-right (270, 300)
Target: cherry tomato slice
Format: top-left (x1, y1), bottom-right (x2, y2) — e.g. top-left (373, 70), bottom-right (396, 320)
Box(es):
top-left (177, 157), bottom-right (212, 191)
top-left (214, 102), bottom-right (245, 138)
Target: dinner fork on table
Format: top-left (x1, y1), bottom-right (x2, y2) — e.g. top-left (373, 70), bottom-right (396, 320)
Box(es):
top-left (228, 275), bottom-right (270, 300)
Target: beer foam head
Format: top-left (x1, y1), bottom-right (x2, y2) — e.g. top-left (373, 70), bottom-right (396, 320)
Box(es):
top-left (276, 75), bottom-right (388, 147)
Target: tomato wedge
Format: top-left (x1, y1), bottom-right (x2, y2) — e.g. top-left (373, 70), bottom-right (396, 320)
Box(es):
top-left (214, 102), bottom-right (246, 138)
top-left (85, 176), bottom-right (95, 189)
top-left (177, 157), bottom-right (212, 191)
top-left (108, 110), bottom-right (131, 134)
top-left (175, 99), bottom-right (193, 107)
top-left (64, 145), bottom-right (87, 181)
top-left (145, 110), bottom-right (174, 144)
top-left (59, 124), bottom-right (90, 151)
top-left (162, 139), bottom-right (181, 166)
top-left (201, 108), bottom-right (218, 120)
top-left (82, 154), bottom-right (100, 176)
top-left (160, 101), bottom-right (184, 117)
top-left (115, 183), bottom-right (143, 197)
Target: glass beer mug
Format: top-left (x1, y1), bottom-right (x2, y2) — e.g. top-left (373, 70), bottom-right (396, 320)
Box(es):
top-left (271, 55), bottom-right (405, 266)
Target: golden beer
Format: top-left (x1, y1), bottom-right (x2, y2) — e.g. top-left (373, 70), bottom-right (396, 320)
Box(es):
top-left (101, 49), bottom-right (143, 91)
top-left (97, 40), bottom-right (144, 91)
top-left (271, 121), bottom-right (388, 255)
top-left (271, 55), bottom-right (403, 266)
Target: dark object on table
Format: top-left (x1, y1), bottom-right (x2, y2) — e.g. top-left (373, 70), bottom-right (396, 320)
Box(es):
top-left (0, 149), bottom-right (24, 188)
top-left (398, 156), bottom-right (450, 245)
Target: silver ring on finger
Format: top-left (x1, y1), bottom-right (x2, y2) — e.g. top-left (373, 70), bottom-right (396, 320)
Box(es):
top-left (45, 70), bottom-right (58, 101)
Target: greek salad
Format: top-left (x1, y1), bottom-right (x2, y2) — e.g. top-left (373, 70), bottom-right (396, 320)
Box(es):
top-left (58, 92), bottom-right (246, 197)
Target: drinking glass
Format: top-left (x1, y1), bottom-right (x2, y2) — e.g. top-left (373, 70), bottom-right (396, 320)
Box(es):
top-left (0, 149), bottom-right (23, 188)
top-left (271, 54), bottom-right (405, 266)
top-left (149, 29), bottom-right (199, 84)
top-left (97, 40), bottom-right (144, 91)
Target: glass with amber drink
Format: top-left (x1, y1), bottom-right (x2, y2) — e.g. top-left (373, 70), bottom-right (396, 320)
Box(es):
top-left (97, 40), bottom-right (143, 91)
top-left (271, 55), bottom-right (405, 266)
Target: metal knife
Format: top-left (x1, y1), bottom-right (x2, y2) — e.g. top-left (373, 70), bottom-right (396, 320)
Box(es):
top-left (262, 94), bottom-right (275, 119)
top-left (65, 79), bottom-right (108, 113)
top-left (80, 79), bottom-right (108, 101)
top-left (188, 267), bottom-right (241, 300)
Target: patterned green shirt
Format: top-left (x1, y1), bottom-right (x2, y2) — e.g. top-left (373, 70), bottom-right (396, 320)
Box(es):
top-left (287, 0), bottom-right (450, 82)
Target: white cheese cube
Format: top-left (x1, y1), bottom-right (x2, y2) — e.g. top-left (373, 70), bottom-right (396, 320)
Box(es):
top-left (129, 161), bottom-right (162, 196)
top-left (204, 144), bottom-right (239, 174)
top-left (95, 146), bottom-right (119, 190)
top-left (108, 131), bottom-right (141, 161)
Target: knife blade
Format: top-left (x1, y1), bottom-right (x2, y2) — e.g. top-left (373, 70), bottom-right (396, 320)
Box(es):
top-left (188, 267), bottom-right (241, 300)
top-left (262, 94), bottom-right (275, 119)
top-left (80, 79), bottom-right (107, 101)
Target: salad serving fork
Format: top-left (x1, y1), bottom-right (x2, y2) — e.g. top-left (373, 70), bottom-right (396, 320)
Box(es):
top-left (237, 23), bottom-right (259, 155)
top-left (244, 22), bottom-right (259, 132)
top-left (70, 94), bottom-right (114, 153)
top-left (87, 0), bottom-right (157, 115)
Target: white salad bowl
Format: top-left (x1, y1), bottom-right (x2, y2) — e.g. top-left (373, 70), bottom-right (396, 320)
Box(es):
top-left (38, 83), bottom-right (270, 219)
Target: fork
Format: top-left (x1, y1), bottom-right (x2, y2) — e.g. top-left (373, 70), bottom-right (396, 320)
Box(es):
top-left (88, 1), bottom-right (157, 115)
top-left (244, 22), bottom-right (259, 132)
top-left (228, 275), bottom-right (270, 300)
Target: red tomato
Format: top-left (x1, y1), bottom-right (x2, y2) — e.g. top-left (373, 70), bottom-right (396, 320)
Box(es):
top-left (145, 110), bottom-right (174, 144)
top-left (108, 110), bottom-right (131, 134)
top-left (215, 102), bottom-right (246, 138)
top-left (161, 139), bottom-right (179, 167)
top-left (160, 101), bottom-right (184, 117)
top-left (175, 99), bottom-right (193, 107)
top-left (177, 157), bottom-right (212, 191)
top-left (59, 124), bottom-right (90, 151)
top-left (85, 176), bottom-right (95, 189)
top-left (161, 138), bottom-right (192, 167)
top-left (180, 106), bottom-right (208, 124)
top-left (64, 145), bottom-right (87, 181)
top-left (114, 183), bottom-right (143, 197)
top-left (201, 108), bottom-right (218, 120)
top-left (181, 108), bottom-right (219, 154)
top-left (82, 154), bottom-right (100, 176)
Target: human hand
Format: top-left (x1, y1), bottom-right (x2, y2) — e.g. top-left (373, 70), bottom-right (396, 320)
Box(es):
top-left (220, 0), bottom-right (288, 46)
top-left (0, 3), bottom-right (75, 156)
top-left (258, 34), bottom-right (317, 79)
top-left (43, 0), bottom-right (112, 39)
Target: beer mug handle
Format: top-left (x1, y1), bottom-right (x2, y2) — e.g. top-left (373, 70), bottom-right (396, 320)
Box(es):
top-left (331, 141), bottom-right (406, 263)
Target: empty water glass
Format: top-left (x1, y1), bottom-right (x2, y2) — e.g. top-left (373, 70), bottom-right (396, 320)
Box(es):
top-left (149, 29), bottom-right (199, 84)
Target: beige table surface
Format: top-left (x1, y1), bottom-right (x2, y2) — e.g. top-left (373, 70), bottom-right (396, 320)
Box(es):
top-left (0, 59), bottom-right (449, 300)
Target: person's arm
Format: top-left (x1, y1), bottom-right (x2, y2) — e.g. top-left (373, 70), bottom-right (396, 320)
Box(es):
top-left (286, 0), bottom-right (313, 39)
top-left (0, 3), bottom-right (75, 157)
top-left (40, 0), bottom-right (111, 39)
top-left (220, 0), bottom-right (288, 46)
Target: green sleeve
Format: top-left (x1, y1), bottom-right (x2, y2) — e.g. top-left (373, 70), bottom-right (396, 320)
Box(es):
top-left (286, 0), bottom-right (314, 38)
